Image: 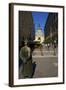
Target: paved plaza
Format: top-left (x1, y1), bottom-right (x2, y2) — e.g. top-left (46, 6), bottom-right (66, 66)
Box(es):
top-left (19, 44), bottom-right (58, 79)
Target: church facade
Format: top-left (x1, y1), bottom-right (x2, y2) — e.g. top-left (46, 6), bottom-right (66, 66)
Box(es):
top-left (35, 25), bottom-right (44, 43)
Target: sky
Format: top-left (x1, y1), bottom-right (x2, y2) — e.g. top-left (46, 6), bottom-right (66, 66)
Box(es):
top-left (32, 12), bottom-right (48, 33)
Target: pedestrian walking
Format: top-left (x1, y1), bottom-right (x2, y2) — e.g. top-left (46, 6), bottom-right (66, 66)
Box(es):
top-left (47, 43), bottom-right (50, 50)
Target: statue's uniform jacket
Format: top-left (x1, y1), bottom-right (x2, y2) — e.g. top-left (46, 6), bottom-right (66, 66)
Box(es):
top-left (20, 46), bottom-right (33, 78)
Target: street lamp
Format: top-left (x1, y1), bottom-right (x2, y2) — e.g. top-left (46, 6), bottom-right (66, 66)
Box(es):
top-left (53, 40), bottom-right (56, 55)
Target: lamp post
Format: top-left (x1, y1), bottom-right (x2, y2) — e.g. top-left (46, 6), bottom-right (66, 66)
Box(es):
top-left (53, 40), bottom-right (56, 55)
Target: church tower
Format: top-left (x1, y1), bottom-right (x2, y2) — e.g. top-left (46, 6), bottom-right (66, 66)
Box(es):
top-left (35, 24), bottom-right (44, 43)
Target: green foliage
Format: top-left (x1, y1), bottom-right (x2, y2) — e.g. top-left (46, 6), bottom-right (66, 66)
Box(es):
top-left (44, 37), bottom-right (51, 44)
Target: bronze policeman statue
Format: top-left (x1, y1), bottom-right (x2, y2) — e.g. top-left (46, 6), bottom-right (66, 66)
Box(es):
top-left (20, 40), bottom-right (33, 78)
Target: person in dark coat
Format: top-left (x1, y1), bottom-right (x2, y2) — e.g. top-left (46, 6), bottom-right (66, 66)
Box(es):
top-left (20, 40), bottom-right (33, 78)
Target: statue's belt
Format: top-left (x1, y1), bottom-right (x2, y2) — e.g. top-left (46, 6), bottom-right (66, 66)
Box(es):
top-left (23, 57), bottom-right (31, 64)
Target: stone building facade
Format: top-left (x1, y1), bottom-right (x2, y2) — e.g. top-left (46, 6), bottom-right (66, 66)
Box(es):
top-left (44, 13), bottom-right (58, 45)
top-left (19, 11), bottom-right (35, 47)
